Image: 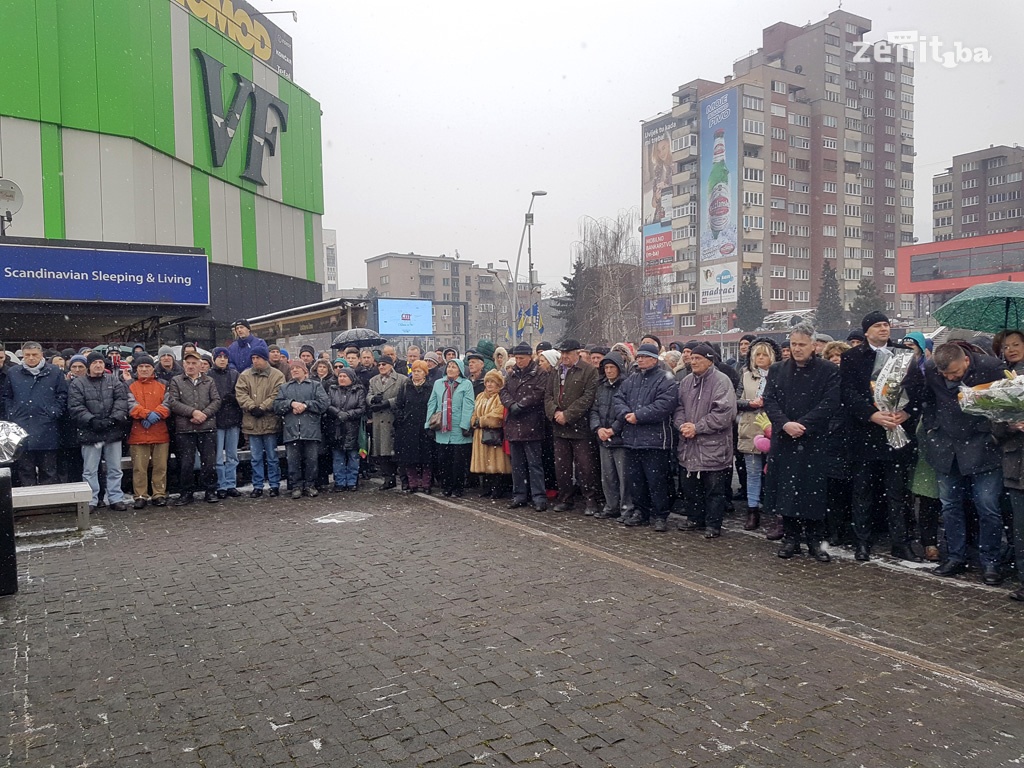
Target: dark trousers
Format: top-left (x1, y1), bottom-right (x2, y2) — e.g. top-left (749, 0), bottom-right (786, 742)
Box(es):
top-left (628, 449), bottom-right (673, 521)
top-left (510, 440), bottom-right (546, 504)
top-left (681, 468), bottom-right (732, 530)
top-left (916, 495), bottom-right (941, 547)
top-left (16, 450), bottom-right (58, 486)
top-left (176, 432), bottom-right (217, 495)
top-left (437, 443), bottom-right (470, 494)
top-left (826, 477), bottom-right (853, 544)
top-left (553, 436), bottom-right (598, 506)
top-left (286, 440), bottom-right (319, 490)
top-left (783, 516), bottom-right (825, 543)
top-left (851, 455), bottom-right (913, 546)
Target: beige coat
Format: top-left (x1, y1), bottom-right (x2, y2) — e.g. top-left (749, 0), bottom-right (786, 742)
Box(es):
top-left (470, 391), bottom-right (511, 474)
top-left (736, 367), bottom-right (767, 454)
top-left (235, 365), bottom-right (285, 436)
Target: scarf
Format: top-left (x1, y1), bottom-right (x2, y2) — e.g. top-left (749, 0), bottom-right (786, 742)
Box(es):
top-left (22, 359), bottom-right (46, 377)
top-left (441, 378), bottom-right (458, 432)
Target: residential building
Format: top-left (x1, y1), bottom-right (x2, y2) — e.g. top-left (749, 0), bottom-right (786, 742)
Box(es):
top-left (323, 229), bottom-right (338, 295)
top-left (642, 9), bottom-right (914, 334)
top-left (932, 145), bottom-right (1024, 242)
top-left (365, 252), bottom-right (513, 352)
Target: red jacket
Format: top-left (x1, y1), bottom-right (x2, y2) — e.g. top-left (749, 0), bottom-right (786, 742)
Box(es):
top-left (127, 376), bottom-right (171, 445)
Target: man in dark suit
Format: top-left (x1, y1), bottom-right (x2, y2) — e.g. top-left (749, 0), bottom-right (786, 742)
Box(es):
top-left (840, 311), bottom-right (922, 562)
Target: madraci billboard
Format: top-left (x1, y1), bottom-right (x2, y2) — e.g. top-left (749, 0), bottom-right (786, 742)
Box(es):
top-left (699, 262), bottom-right (738, 306)
top-left (699, 88), bottom-right (739, 264)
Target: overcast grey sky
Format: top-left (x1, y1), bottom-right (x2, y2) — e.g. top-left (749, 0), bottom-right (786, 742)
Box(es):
top-left (275, 0), bottom-right (1024, 289)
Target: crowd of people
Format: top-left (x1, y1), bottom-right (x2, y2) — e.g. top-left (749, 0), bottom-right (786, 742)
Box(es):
top-left (3, 314), bottom-right (1024, 601)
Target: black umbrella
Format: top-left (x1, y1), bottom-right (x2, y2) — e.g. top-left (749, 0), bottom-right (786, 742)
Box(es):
top-left (331, 327), bottom-right (388, 349)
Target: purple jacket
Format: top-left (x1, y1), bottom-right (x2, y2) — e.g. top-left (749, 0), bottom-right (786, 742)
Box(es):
top-left (673, 366), bottom-right (737, 472)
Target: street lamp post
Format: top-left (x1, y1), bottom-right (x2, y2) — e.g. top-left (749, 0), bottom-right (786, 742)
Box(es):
top-left (511, 191), bottom-right (547, 348)
top-left (488, 266), bottom-right (516, 344)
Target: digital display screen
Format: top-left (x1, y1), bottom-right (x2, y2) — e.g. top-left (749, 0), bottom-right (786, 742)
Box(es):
top-left (377, 298), bottom-right (433, 335)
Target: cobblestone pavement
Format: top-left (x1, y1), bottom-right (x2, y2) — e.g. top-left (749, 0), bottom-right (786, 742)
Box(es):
top-left (4, 485), bottom-right (1024, 768)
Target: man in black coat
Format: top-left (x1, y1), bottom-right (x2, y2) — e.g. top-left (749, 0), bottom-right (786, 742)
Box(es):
top-left (763, 324), bottom-right (840, 562)
top-left (915, 341), bottom-right (1007, 584)
top-left (500, 343), bottom-right (550, 511)
top-left (3, 342), bottom-right (68, 486)
top-left (210, 347), bottom-right (242, 498)
top-left (840, 311), bottom-right (923, 562)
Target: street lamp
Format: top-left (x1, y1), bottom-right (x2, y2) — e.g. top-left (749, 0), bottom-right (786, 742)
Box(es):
top-left (510, 190), bottom-right (547, 347)
top-left (487, 267), bottom-right (516, 344)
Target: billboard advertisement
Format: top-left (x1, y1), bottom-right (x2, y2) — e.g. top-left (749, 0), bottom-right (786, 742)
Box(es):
top-left (377, 298), bottom-right (433, 335)
top-left (699, 262), bottom-right (738, 306)
top-left (0, 243), bottom-right (209, 305)
top-left (641, 115), bottom-right (682, 290)
top-left (642, 298), bottom-right (675, 331)
top-left (699, 88), bottom-right (739, 263)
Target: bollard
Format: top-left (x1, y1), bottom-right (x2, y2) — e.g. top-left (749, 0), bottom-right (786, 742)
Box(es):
top-left (0, 468), bottom-right (15, 596)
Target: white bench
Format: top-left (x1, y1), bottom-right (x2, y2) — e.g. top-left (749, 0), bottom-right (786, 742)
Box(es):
top-left (13, 482), bottom-right (93, 531)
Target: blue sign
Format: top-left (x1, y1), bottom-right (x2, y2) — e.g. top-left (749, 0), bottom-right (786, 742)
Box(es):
top-left (0, 243), bottom-right (209, 305)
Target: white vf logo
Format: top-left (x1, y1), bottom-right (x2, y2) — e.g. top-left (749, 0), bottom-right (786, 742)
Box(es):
top-left (194, 49), bottom-right (289, 186)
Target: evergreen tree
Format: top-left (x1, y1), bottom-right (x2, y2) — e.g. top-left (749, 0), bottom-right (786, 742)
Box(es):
top-left (362, 286), bottom-right (380, 301)
top-left (815, 262), bottom-right (845, 331)
top-left (849, 278), bottom-right (885, 321)
top-left (734, 272), bottom-right (766, 331)
top-left (550, 257), bottom-right (586, 342)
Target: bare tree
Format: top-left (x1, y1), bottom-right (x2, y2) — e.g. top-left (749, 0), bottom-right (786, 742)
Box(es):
top-left (569, 209), bottom-right (643, 343)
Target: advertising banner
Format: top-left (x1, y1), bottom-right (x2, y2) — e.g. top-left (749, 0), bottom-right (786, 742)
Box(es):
top-left (171, 0), bottom-right (294, 80)
top-left (699, 262), bottom-right (738, 306)
top-left (642, 115), bottom-right (679, 226)
top-left (643, 222), bottom-right (673, 281)
top-left (642, 298), bottom-right (675, 331)
top-left (0, 244), bottom-right (209, 305)
top-left (699, 88), bottom-right (739, 263)
top-left (377, 298), bottom-right (433, 335)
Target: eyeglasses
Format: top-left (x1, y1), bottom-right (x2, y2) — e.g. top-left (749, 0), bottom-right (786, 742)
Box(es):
top-left (333, 364), bottom-right (344, 369)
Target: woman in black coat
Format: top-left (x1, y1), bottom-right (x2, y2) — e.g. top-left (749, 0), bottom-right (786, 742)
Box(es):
top-left (312, 359), bottom-right (337, 488)
top-left (394, 362), bottom-right (435, 493)
top-left (327, 367), bottom-right (366, 490)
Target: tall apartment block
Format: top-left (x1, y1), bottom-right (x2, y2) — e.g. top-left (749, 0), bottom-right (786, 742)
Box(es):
top-left (933, 145), bottom-right (1024, 241)
top-left (642, 9), bottom-right (916, 333)
top-left (365, 252), bottom-right (513, 351)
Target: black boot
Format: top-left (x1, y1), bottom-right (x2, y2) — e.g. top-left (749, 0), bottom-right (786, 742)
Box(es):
top-left (743, 507), bottom-right (760, 531)
top-left (807, 540), bottom-right (831, 563)
top-left (777, 538), bottom-right (801, 559)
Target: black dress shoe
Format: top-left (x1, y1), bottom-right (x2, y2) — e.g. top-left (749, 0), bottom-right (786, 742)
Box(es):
top-left (703, 528), bottom-right (722, 539)
top-left (250, 488), bottom-right (264, 498)
top-left (854, 544), bottom-right (871, 562)
top-left (204, 491), bottom-right (219, 504)
top-left (622, 513), bottom-right (649, 527)
top-left (777, 539), bottom-right (801, 559)
top-left (151, 496), bottom-right (167, 507)
top-left (652, 517), bottom-right (668, 532)
top-left (268, 488), bottom-right (280, 497)
top-left (533, 501), bottom-right (548, 512)
top-left (216, 489), bottom-right (228, 499)
top-left (807, 541), bottom-right (831, 563)
top-left (553, 503), bottom-right (573, 513)
top-left (1008, 588), bottom-right (1024, 602)
top-left (677, 519), bottom-right (705, 532)
top-left (890, 544), bottom-right (923, 563)
top-left (452, 489), bottom-right (463, 498)
top-left (173, 494), bottom-right (193, 507)
top-left (933, 560), bottom-right (967, 577)
top-left (378, 481), bottom-right (397, 492)
top-left (225, 488), bottom-right (241, 498)
top-left (982, 565), bottom-right (1004, 586)
top-left (507, 499), bottom-right (529, 509)
top-left (133, 498), bottom-right (147, 510)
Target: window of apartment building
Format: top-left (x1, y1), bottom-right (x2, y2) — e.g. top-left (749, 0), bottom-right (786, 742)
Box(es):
top-left (771, 265), bottom-right (786, 277)
top-left (679, 314), bottom-right (696, 328)
top-left (844, 204), bottom-right (861, 217)
top-left (883, 89), bottom-right (895, 100)
top-left (884, 284), bottom-right (896, 294)
top-left (861, 89), bottom-right (875, 101)
top-left (771, 126), bottom-right (787, 140)
top-left (823, 225), bottom-right (838, 237)
top-left (771, 219), bottom-right (786, 234)
top-left (770, 289), bottom-right (786, 301)
top-left (900, 178), bottom-right (914, 191)
top-left (882, 108), bottom-right (896, 119)
top-left (823, 137), bottom-right (837, 150)
top-left (770, 104), bottom-right (787, 117)
top-left (379, 275), bottom-right (389, 285)
top-left (861, 70), bottom-right (874, 81)
top-left (934, 199), bottom-right (953, 210)
top-left (884, 124), bottom-right (897, 135)
top-left (900, 92), bottom-right (914, 103)
top-left (883, 160), bottom-right (896, 171)
top-left (901, 109), bottom-right (913, 120)
top-left (378, 258), bottom-right (389, 269)
top-left (824, 32), bottom-right (840, 46)
top-left (420, 260), bottom-right (433, 269)
top-left (770, 242), bottom-right (786, 255)
top-left (934, 181), bottom-right (953, 194)
top-left (823, 203), bottom-right (837, 215)
top-left (884, 213), bottom-right (896, 223)
top-left (823, 247), bottom-right (837, 259)
top-left (864, 210), bottom-right (875, 221)
top-left (742, 95), bottom-right (763, 110)
top-left (846, 79), bottom-right (858, 90)
top-left (885, 249), bottom-right (896, 259)
top-left (846, 117), bottom-right (862, 131)
top-left (845, 247), bottom-right (863, 260)
top-left (845, 182), bottom-right (861, 195)
top-left (743, 119), bottom-right (765, 135)
top-left (771, 173), bottom-right (786, 186)
top-left (789, 224), bottom-right (811, 237)
top-left (742, 242), bottom-right (762, 254)
top-left (824, 54), bottom-right (839, 66)
top-left (770, 150), bottom-right (787, 164)
top-left (962, 213), bottom-right (979, 224)
top-left (901, 213), bottom-right (914, 225)
top-left (885, 195), bottom-right (896, 206)
top-left (791, 246), bottom-right (810, 259)
top-left (772, 80), bottom-right (787, 93)
top-left (770, 197), bottom-right (785, 210)
top-left (443, 262), bottom-right (451, 270)
top-left (789, 113), bottom-right (811, 128)
top-left (743, 191), bottom-right (764, 207)
top-left (862, 267), bottom-right (874, 277)
top-left (825, 73), bottom-right (840, 85)
top-left (846, 96), bottom-right (859, 109)
top-left (935, 216), bottom-right (953, 227)
top-left (789, 290), bottom-right (811, 303)
top-left (987, 156), bottom-right (1008, 169)
top-left (963, 195), bottom-right (979, 206)
top-left (671, 134), bottom-right (697, 151)
top-left (989, 191), bottom-right (1022, 203)
top-left (1008, 172), bottom-right (1023, 183)
top-left (741, 168), bottom-right (764, 183)
top-left (859, 140), bottom-right (873, 151)
top-left (790, 181), bottom-right (810, 194)
top-left (823, 181), bottom-right (837, 194)
top-left (789, 268), bottom-right (810, 281)
top-left (789, 158), bottom-right (811, 171)
top-left (901, 72), bottom-right (914, 86)
top-left (989, 209), bottom-right (1023, 221)
top-left (789, 135), bottom-right (810, 149)
top-left (883, 142), bottom-right (896, 153)
top-left (742, 215), bottom-right (764, 230)
top-left (442, 277), bottom-right (450, 286)
top-left (884, 70), bottom-right (896, 81)
top-left (420, 291), bottom-right (434, 300)
top-left (821, 115), bottom-right (838, 128)
top-left (787, 202), bottom-right (809, 215)
top-left (825, 90), bottom-right (842, 103)
top-left (884, 178), bottom-right (896, 188)
top-left (961, 161), bottom-right (979, 172)
top-left (843, 268), bottom-right (861, 280)
top-left (845, 226), bottom-right (862, 238)
top-left (844, 138), bottom-right (860, 152)
top-left (989, 174), bottom-right (1009, 186)
top-left (862, 107), bottom-right (875, 121)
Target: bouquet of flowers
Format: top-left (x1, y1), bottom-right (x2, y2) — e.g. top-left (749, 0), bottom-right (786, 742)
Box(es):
top-left (873, 349), bottom-right (915, 449)
top-left (958, 371), bottom-right (1024, 422)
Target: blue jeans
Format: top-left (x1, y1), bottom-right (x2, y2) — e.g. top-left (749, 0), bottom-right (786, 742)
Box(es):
top-left (332, 448), bottom-right (359, 488)
top-left (216, 426), bottom-right (240, 490)
top-left (936, 466), bottom-right (1004, 567)
top-left (249, 433), bottom-right (280, 490)
top-left (81, 441), bottom-right (124, 507)
top-left (744, 453), bottom-right (764, 508)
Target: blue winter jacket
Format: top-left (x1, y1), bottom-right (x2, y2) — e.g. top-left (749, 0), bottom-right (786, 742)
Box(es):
top-left (426, 359), bottom-right (475, 445)
top-left (227, 334), bottom-right (270, 373)
top-left (2, 363), bottom-right (69, 451)
top-left (613, 363), bottom-right (679, 451)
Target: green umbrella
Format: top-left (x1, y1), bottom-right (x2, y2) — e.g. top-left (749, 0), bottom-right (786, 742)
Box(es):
top-left (933, 280), bottom-right (1024, 333)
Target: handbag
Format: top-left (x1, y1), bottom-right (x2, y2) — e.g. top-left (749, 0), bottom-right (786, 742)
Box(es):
top-left (480, 427), bottom-right (504, 446)
top-left (428, 412), bottom-right (442, 430)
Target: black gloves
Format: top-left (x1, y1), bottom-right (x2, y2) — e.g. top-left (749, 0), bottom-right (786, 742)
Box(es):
top-left (250, 406), bottom-right (266, 418)
top-left (370, 394), bottom-right (383, 405)
top-left (91, 417), bottom-right (115, 431)
top-left (509, 403), bottom-right (522, 417)
top-left (370, 400), bottom-right (389, 412)
top-left (462, 427), bottom-right (472, 438)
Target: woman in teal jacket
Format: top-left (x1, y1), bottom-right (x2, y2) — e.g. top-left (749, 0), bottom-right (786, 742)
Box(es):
top-left (425, 358), bottom-right (475, 496)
